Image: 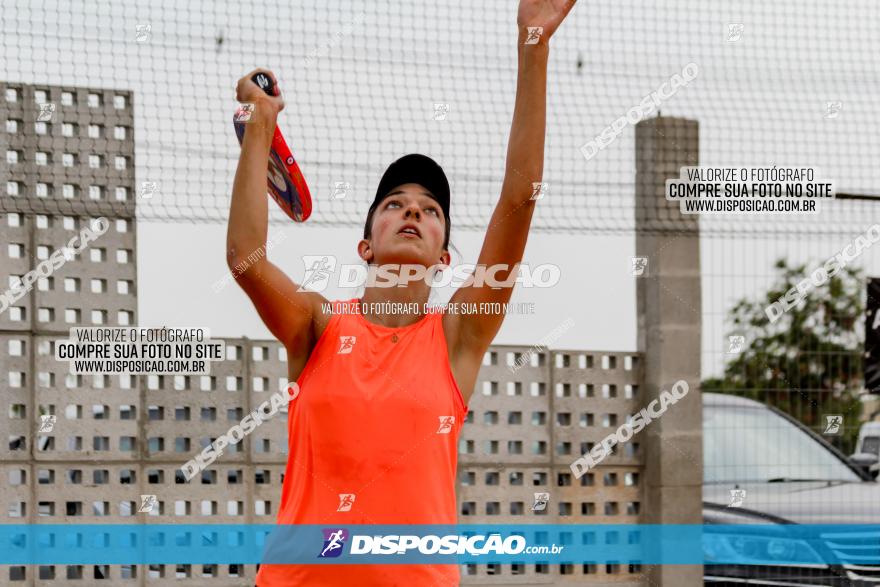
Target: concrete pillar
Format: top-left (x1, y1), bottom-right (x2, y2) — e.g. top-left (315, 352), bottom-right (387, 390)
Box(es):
top-left (635, 116), bottom-right (703, 586)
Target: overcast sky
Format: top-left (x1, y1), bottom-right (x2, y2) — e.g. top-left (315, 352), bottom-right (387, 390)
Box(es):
top-left (2, 0), bottom-right (879, 378)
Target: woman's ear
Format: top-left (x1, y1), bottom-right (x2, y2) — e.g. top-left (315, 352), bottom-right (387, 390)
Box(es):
top-left (357, 239), bottom-right (373, 263)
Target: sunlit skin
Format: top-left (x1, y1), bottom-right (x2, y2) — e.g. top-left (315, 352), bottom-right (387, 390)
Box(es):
top-left (227, 0), bottom-right (578, 397)
top-left (224, 4), bottom-right (580, 583)
top-left (360, 183), bottom-right (449, 267)
top-left (356, 183), bottom-right (451, 326)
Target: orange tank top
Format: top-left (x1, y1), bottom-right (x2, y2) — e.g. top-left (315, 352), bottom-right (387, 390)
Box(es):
top-left (255, 298), bottom-right (468, 587)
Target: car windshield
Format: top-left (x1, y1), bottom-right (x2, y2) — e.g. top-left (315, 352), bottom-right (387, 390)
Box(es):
top-left (703, 404), bottom-right (861, 483)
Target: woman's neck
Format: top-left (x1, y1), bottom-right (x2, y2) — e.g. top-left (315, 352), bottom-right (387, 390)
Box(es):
top-left (358, 287), bottom-right (431, 328)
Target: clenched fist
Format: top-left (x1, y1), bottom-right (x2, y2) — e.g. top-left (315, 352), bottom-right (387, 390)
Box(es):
top-left (235, 68), bottom-right (285, 124)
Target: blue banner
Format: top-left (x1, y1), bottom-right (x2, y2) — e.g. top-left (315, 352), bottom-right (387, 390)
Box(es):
top-left (0, 524), bottom-right (877, 566)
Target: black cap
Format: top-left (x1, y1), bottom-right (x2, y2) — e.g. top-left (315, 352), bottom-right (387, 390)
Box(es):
top-left (367, 154), bottom-right (450, 227)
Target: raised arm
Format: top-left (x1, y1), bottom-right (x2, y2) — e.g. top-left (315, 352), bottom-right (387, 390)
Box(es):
top-left (448, 1), bottom-right (577, 354)
top-left (226, 69), bottom-right (328, 356)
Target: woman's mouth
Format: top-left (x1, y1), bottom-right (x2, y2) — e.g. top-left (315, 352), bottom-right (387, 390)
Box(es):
top-left (398, 225), bottom-right (421, 238)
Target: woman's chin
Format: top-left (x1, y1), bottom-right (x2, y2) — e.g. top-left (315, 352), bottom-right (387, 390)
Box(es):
top-left (376, 248), bottom-right (431, 268)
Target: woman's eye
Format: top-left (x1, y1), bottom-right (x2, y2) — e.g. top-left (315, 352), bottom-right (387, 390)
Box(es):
top-left (426, 207), bottom-right (439, 215)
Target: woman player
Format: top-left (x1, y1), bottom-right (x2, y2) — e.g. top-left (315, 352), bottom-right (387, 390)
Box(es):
top-left (228, 1), bottom-right (576, 585)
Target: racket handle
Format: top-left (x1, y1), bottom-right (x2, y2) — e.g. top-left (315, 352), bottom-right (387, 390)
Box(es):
top-left (251, 72), bottom-right (277, 97)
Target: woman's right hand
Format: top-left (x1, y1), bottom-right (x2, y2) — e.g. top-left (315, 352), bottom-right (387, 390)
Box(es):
top-left (235, 68), bottom-right (285, 122)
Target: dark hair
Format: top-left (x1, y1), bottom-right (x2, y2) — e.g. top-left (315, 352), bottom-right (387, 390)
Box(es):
top-left (363, 202), bottom-right (452, 253)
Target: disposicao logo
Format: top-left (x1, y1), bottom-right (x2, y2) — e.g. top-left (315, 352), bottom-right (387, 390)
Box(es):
top-left (319, 529), bottom-right (349, 558)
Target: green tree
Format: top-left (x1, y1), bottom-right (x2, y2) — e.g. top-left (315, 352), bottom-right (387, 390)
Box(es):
top-left (702, 259), bottom-right (865, 454)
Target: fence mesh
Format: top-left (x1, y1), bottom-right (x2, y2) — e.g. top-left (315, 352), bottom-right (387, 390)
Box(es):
top-left (2, 0), bottom-right (880, 585)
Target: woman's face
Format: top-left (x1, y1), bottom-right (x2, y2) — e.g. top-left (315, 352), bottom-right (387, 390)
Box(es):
top-left (363, 183), bottom-right (448, 268)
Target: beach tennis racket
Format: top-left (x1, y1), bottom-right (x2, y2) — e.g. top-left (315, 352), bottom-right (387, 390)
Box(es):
top-left (234, 72), bottom-right (312, 222)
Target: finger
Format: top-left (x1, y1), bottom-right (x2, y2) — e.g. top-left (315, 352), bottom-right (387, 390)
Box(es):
top-left (235, 77), bottom-right (246, 101)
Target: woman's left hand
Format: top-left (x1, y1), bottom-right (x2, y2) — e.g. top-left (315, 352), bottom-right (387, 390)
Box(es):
top-left (517, 0), bottom-right (577, 42)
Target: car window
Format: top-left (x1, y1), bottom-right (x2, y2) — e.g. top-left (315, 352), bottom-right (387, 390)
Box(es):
top-left (863, 436), bottom-right (880, 457)
top-left (703, 405), bottom-right (861, 483)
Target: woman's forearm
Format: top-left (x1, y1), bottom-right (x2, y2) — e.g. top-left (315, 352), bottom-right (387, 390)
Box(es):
top-left (500, 28), bottom-right (550, 205)
top-left (227, 106), bottom-right (276, 267)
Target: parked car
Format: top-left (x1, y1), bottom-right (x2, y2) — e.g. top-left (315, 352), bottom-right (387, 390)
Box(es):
top-left (703, 392), bottom-right (880, 586)
top-left (851, 422), bottom-right (880, 476)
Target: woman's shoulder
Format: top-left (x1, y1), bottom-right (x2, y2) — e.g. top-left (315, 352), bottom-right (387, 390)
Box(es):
top-left (309, 297), bottom-right (358, 341)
